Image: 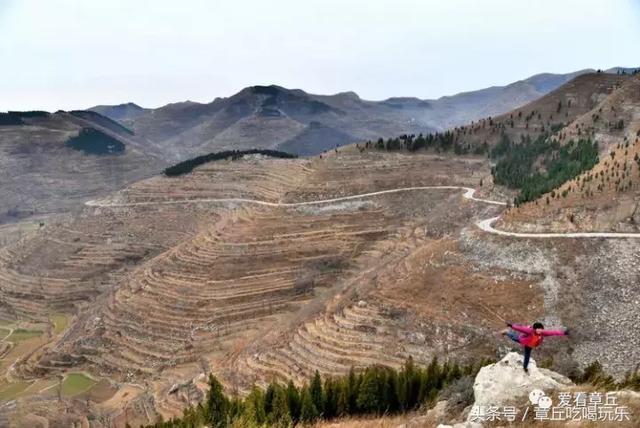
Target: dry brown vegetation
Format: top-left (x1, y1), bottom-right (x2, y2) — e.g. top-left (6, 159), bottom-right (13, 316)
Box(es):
top-left (502, 74), bottom-right (640, 232)
top-left (1, 149), bottom-right (521, 424)
top-left (450, 73), bottom-right (630, 151)
top-left (1, 74), bottom-right (639, 427)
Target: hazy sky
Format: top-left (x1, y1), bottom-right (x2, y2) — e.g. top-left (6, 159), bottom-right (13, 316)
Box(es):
top-left (1, 0), bottom-right (639, 111)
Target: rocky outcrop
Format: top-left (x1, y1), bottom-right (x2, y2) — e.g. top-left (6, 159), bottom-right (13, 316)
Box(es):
top-left (436, 352), bottom-right (573, 428)
top-left (471, 352), bottom-right (572, 410)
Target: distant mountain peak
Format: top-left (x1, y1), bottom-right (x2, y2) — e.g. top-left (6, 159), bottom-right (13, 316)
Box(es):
top-left (121, 102), bottom-right (144, 109)
top-left (249, 84), bottom-right (298, 96)
top-left (90, 101), bottom-right (145, 110)
top-left (89, 102), bottom-right (149, 122)
top-left (332, 91), bottom-right (361, 100)
top-left (83, 67), bottom-right (628, 157)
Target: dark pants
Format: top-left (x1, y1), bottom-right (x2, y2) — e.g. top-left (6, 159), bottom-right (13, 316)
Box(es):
top-left (523, 346), bottom-right (532, 369)
top-left (506, 329), bottom-right (533, 369)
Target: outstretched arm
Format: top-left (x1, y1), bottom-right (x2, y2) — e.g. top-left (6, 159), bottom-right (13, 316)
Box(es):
top-left (540, 328), bottom-right (568, 337)
top-left (510, 324), bottom-right (534, 334)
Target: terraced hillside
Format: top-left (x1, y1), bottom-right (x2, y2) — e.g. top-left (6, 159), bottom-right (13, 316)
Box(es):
top-left (55, 151), bottom-right (504, 381)
top-left (0, 149), bottom-right (516, 423)
top-left (2, 142), bottom-right (639, 426)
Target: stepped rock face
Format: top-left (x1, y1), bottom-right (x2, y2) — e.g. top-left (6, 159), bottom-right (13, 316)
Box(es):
top-left (471, 351), bottom-right (572, 410)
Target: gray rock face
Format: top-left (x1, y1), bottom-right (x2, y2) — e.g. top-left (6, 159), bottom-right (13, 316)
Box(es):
top-left (469, 352), bottom-right (572, 417)
top-left (435, 353), bottom-right (573, 427)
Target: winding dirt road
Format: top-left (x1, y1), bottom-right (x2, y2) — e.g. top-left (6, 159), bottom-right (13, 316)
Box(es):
top-left (85, 186), bottom-right (505, 208)
top-left (476, 216), bottom-right (640, 238)
top-left (86, 187), bottom-right (640, 239)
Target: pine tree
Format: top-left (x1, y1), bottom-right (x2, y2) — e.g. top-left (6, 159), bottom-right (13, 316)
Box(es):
top-left (264, 382), bottom-right (276, 415)
top-left (243, 386), bottom-right (266, 426)
top-left (356, 368), bottom-right (380, 413)
top-left (399, 357), bottom-right (420, 410)
top-left (205, 374), bottom-right (229, 427)
top-left (335, 378), bottom-right (349, 417)
top-left (267, 384), bottom-right (292, 427)
top-left (383, 368), bottom-right (400, 413)
top-left (347, 367), bottom-right (359, 413)
top-left (300, 386), bottom-right (319, 423)
top-left (323, 377), bottom-right (338, 419)
top-left (285, 380), bottom-right (301, 423)
top-left (227, 396), bottom-right (244, 422)
top-left (310, 370), bottom-right (324, 416)
top-left (447, 361), bottom-right (462, 382)
top-left (427, 356), bottom-right (443, 390)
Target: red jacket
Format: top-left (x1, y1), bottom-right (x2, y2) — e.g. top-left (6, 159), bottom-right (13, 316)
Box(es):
top-left (511, 324), bottom-right (567, 348)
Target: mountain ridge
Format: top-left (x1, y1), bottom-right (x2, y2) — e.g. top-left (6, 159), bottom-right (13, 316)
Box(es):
top-left (88, 68), bottom-right (624, 160)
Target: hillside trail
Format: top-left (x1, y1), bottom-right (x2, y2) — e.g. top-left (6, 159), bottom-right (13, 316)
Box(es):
top-left (86, 186), bottom-right (640, 239)
top-left (0, 328), bottom-right (13, 342)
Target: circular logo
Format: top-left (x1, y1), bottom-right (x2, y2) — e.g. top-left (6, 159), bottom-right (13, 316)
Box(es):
top-left (538, 396), bottom-right (553, 409)
top-left (529, 389), bottom-right (545, 405)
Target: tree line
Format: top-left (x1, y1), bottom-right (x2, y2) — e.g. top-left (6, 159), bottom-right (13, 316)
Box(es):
top-left (362, 128), bottom-right (599, 207)
top-left (362, 132), bottom-right (488, 155)
top-left (164, 149), bottom-right (297, 177)
top-left (0, 111), bottom-right (49, 125)
top-left (490, 133), bottom-right (599, 205)
top-left (142, 357), bottom-right (489, 428)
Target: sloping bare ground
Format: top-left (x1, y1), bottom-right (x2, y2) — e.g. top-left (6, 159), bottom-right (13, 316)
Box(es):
top-left (2, 148), bottom-right (638, 426)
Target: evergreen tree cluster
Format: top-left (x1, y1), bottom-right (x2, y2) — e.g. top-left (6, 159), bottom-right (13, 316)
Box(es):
top-left (144, 357), bottom-right (488, 428)
top-left (0, 110), bottom-right (49, 125)
top-left (363, 132), bottom-right (488, 155)
top-left (164, 149), bottom-right (297, 177)
top-left (491, 133), bottom-right (598, 205)
top-left (65, 127), bottom-right (126, 155)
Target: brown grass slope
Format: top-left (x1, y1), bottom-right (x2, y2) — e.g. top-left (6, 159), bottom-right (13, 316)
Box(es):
top-left (447, 72), bottom-right (630, 152)
top-left (501, 74), bottom-right (640, 232)
top-left (0, 111), bottom-right (161, 224)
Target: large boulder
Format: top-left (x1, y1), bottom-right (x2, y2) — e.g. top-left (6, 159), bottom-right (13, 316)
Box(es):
top-left (469, 351), bottom-right (572, 421)
top-left (437, 353), bottom-right (573, 427)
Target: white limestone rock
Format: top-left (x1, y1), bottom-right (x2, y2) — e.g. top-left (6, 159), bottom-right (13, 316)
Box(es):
top-left (468, 352), bottom-right (572, 422)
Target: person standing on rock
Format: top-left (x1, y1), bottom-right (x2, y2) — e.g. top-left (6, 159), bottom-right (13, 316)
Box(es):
top-left (501, 322), bottom-right (569, 373)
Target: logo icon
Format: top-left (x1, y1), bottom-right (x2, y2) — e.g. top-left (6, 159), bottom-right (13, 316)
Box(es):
top-left (529, 389), bottom-right (553, 408)
top-left (529, 389), bottom-right (545, 405)
top-left (538, 396), bottom-right (553, 409)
